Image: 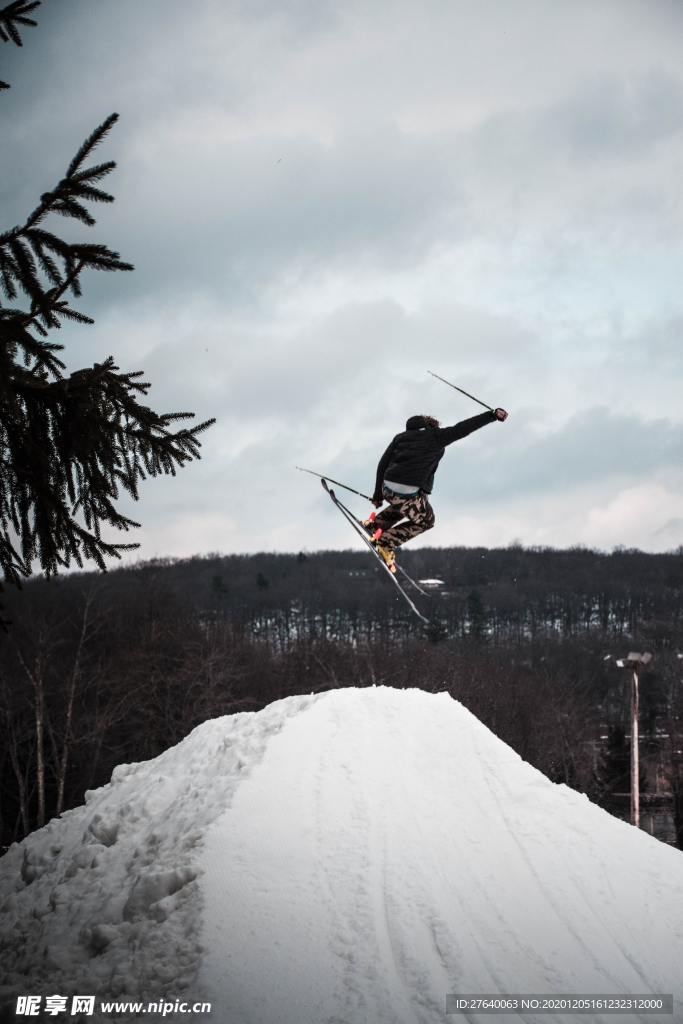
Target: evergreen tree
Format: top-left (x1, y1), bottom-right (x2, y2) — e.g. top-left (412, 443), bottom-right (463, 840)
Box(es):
top-left (0, 113), bottom-right (215, 592)
top-left (591, 725), bottom-right (647, 820)
top-left (0, 0), bottom-right (40, 89)
top-left (466, 589), bottom-right (488, 643)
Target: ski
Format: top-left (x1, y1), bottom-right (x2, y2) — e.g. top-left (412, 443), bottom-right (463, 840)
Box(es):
top-left (321, 479), bottom-right (429, 624)
top-left (396, 562), bottom-right (431, 598)
top-left (329, 492), bottom-right (431, 599)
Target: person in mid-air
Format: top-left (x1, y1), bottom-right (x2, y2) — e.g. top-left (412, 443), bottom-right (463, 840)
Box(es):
top-left (363, 408), bottom-right (508, 572)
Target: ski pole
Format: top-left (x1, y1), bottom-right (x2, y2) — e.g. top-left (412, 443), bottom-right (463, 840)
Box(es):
top-left (295, 466), bottom-right (374, 503)
top-left (427, 370), bottom-right (494, 412)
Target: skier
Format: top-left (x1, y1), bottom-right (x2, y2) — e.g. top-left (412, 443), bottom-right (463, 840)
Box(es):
top-left (364, 408), bottom-right (508, 571)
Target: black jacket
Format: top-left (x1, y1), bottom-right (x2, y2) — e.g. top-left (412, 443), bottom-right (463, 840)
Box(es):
top-left (373, 410), bottom-right (496, 502)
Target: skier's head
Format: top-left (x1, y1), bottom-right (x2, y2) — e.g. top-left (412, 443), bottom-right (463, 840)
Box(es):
top-left (405, 415), bottom-right (440, 430)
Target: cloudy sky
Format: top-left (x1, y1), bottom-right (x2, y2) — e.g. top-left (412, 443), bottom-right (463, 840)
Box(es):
top-left (3, 0), bottom-right (683, 560)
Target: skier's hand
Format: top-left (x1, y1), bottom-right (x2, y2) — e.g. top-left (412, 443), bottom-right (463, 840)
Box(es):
top-left (494, 408), bottom-right (508, 421)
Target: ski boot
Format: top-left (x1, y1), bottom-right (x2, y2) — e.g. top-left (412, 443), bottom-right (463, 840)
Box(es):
top-left (361, 511), bottom-right (378, 537)
top-left (375, 544), bottom-right (396, 574)
top-left (363, 516), bottom-right (385, 546)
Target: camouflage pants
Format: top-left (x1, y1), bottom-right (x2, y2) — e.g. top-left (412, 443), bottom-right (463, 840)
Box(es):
top-left (375, 487), bottom-right (435, 550)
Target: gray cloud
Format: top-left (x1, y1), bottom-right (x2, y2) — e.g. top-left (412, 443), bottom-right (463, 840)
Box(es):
top-left (433, 409), bottom-right (683, 505)
top-left (654, 518), bottom-right (683, 540)
top-left (541, 72), bottom-right (683, 160)
top-left (4, 0), bottom-right (683, 558)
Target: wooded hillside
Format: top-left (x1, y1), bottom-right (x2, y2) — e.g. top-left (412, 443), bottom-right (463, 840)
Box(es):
top-left (1, 543), bottom-right (682, 849)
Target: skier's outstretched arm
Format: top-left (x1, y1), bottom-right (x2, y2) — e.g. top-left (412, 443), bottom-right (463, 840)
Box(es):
top-left (438, 408), bottom-right (507, 445)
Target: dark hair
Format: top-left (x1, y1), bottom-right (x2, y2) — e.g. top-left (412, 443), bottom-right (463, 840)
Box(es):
top-left (405, 414), bottom-right (441, 430)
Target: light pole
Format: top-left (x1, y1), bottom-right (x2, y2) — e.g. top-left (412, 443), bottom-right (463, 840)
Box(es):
top-left (615, 652), bottom-right (653, 828)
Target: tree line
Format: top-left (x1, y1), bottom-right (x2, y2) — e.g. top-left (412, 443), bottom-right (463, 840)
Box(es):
top-left (1, 544), bottom-right (682, 850)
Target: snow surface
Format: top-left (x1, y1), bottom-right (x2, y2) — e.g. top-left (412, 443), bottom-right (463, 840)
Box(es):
top-left (2, 686), bottom-right (683, 1024)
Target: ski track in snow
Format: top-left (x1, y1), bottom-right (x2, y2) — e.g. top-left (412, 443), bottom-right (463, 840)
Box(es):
top-left (2, 685), bottom-right (683, 1024)
top-left (198, 687), bottom-right (683, 1024)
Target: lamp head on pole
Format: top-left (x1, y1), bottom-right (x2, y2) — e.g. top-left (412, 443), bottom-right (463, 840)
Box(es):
top-left (615, 651), bottom-right (653, 669)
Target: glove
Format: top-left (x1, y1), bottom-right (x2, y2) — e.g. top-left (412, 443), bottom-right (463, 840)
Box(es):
top-left (494, 408), bottom-right (508, 421)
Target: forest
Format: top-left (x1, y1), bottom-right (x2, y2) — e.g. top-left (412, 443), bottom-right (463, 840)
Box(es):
top-left (1, 542), bottom-right (682, 852)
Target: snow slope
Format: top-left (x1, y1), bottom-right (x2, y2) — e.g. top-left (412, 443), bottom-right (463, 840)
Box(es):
top-left (1, 686), bottom-right (682, 1024)
top-left (0, 694), bottom-right (317, 1018)
top-left (198, 687), bottom-right (683, 1024)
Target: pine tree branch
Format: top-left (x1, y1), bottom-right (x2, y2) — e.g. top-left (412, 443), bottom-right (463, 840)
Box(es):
top-left (0, 115), bottom-right (133, 327)
top-left (1, 112), bottom-right (216, 587)
top-left (1, 356), bottom-right (216, 581)
top-left (21, 259), bottom-right (85, 328)
top-left (0, 1), bottom-right (39, 43)
top-left (5, 136), bottom-right (117, 235)
top-left (0, 0), bottom-right (41, 88)
top-left (66, 113), bottom-right (119, 177)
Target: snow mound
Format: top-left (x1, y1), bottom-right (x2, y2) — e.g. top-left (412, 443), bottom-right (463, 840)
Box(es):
top-left (199, 687), bottom-right (683, 1024)
top-left (2, 686), bottom-right (682, 1024)
top-left (0, 693), bottom-right (316, 1016)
